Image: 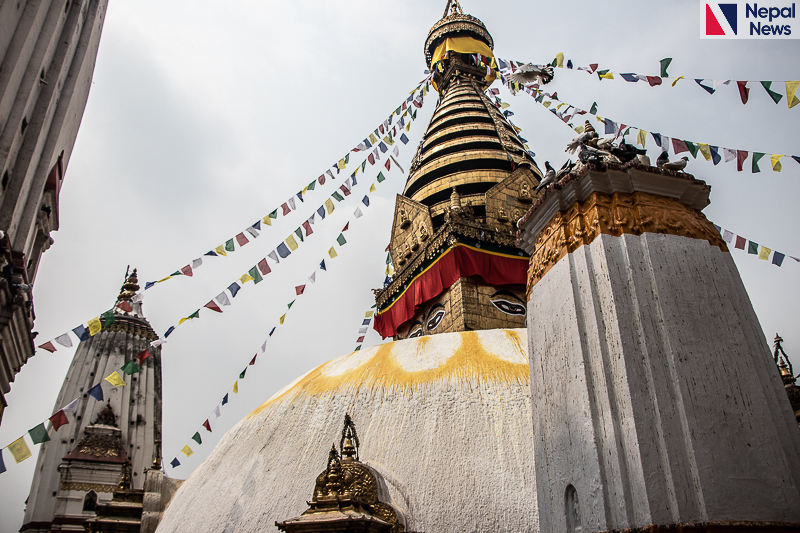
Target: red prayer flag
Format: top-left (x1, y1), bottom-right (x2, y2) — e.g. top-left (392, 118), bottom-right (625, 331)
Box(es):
top-left (136, 349), bottom-right (151, 365)
top-left (249, 354), bottom-right (257, 365)
top-left (737, 150), bottom-right (749, 172)
top-left (384, 158), bottom-right (391, 171)
top-left (235, 233), bottom-right (249, 247)
top-left (204, 300), bottom-right (222, 313)
top-left (672, 138), bottom-right (689, 154)
top-left (588, 63), bottom-right (598, 73)
top-left (737, 81), bottom-right (750, 104)
top-left (302, 221), bottom-right (313, 237)
top-left (257, 258), bottom-right (271, 276)
top-left (385, 244), bottom-right (391, 252)
top-left (202, 420), bottom-right (212, 432)
top-left (735, 236), bottom-right (746, 250)
top-left (116, 301), bottom-right (133, 313)
top-left (295, 285), bottom-right (306, 295)
top-left (281, 203), bottom-right (291, 216)
top-left (342, 222), bottom-right (349, 232)
top-left (50, 409), bottom-right (69, 431)
top-left (339, 184), bottom-right (351, 196)
top-left (180, 265), bottom-right (193, 277)
top-left (318, 174), bottom-right (325, 185)
top-left (368, 153), bottom-right (375, 165)
top-left (379, 124), bottom-right (385, 134)
top-left (39, 341), bottom-right (57, 353)
top-left (646, 76), bottom-right (662, 87)
top-left (356, 336), bottom-right (365, 343)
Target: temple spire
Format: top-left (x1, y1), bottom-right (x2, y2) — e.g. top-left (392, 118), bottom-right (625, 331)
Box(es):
top-left (117, 268), bottom-right (140, 302)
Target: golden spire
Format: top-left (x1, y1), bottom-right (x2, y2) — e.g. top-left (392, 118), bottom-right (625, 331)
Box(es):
top-left (117, 268), bottom-right (139, 302)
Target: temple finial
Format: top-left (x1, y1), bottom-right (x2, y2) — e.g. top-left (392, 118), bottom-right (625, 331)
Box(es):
top-left (117, 268), bottom-right (139, 302)
top-left (340, 413), bottom-right (359, 462)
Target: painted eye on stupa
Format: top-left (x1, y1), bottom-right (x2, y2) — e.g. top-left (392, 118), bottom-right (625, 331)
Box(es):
top-left (490, 291), bottom-right (527, 316)
top-left (409, 327), bottom-right (424, 338)
top-left (426, 305), bottom-right (446, 331)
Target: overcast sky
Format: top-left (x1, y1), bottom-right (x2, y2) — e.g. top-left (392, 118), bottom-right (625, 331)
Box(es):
top-left (1, 0), bottom-right (798, 529)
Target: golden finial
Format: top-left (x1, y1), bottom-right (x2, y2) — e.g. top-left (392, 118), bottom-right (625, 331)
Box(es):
top-left (584, 120), bottom-right (596, 135)
top-left (117, 268), bottom-right (139, 302)
top-left (152, 438), bottom-right (162, 470)
top-left (340, 414), bottom-right (359, 462)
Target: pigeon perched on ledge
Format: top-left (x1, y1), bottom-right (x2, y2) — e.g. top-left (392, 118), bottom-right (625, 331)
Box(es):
top-left (662, 156), bottom-right (689, 172)
top-left (508, 63), bottom-right (555, 86)
top-left (656, 151), bottom-right (669, 168)
top-left (535, 161), bottom-right (556, 192)
top-left (566, 128), bottom-right (599, 154)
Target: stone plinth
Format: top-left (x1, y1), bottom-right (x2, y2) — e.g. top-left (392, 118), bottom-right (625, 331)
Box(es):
top-left (518, 165), bottom-right (800, 533)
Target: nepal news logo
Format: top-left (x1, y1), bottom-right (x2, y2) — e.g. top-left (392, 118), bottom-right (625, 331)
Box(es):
top-left (702, 2), bottom-right (799, 38)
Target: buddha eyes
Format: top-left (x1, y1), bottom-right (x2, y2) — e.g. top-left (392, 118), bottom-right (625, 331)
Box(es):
top-left (491, 299), bottom-right (526, 316)
top-left (409, 327), bottom-right (424, 338)
top-left (427, 309), bottom-right (445, 330)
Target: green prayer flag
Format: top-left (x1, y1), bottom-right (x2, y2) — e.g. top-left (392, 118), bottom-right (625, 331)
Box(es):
top-left (269, 210), bottom-right (278, 219)
top-left (550, 57), bottom-right (558, 67)
top-left (248, 266), bottom-right (263, 284)
top-left (377, 172), bottom-right (386, 183)
top-left (295, 227), bottom-right (304, 243)
top-left (386, 252), bottom-right (392, 265)
top-left (597, 69), bottom-right (610, 79)
top-left (660, 58), bottom-right (672, 78)
top-left (121, 360), bottom-right (141, 375)
top-left (589, 102), bottom-right (597, 114)
top-left (332, 191), bottom-right (345, 202)
top-left (225, 239), bottom-right (235, 252)
top-left (685, 141), bottom-right (699, 158)
top-left (337, 233), bottom-right (347, 246)
top-left (170, 271), bottom-right (181, 276)
top-left (344, 153), bottom-right (350, 164)
top-left (355, 345), bottom-right (362, 351)
top-left (395, 105), bottom-right (402, 114)
top-left (361, 160), bottom-right (367, 172)
top-left (411, 110), bottom-right (417, 120)
top-left (101, 309), bottom-right (115, 327)
top-left (752, 152), bottom-right (765, 173)
top-left (188, 309), bottom-right (200, 319)
top-left (29, 423), bottom-right (51, 445)
top-left (287, 300), bottom-right (295, 309)
top-left (239, 368), bottom-right (247, 379)
top-left (748, 241), bottom-right (759, 254)
top-left (307, 180), bottom-right (316, 191)
top-left (192, 432), bottom-right (202, 445)
top-left (761, 81), bottom-right (783, 104)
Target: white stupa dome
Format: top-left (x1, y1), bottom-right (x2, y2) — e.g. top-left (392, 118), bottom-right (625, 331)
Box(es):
top-left (156, 329), bottom-right (538, 532)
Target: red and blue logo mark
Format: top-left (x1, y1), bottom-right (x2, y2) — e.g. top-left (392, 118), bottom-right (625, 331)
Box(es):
top-left (706, 3), bottom-right (738, 34)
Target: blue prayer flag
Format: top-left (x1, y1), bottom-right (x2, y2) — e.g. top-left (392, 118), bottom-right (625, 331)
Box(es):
top-left (277, 243), bottom-right (291, 258)
top-left (566, 59), bottom-right (573, 69)
top-left (651, 132), bottom-right (662, 147)
top-left (0, 448), bottom-right (6, 474)
top-left (400, 133), bottom-right (409, 145)
top-left (379, 142), bottom-right (388, 153)
top-left (773, 251), bottom-right (785, 266)
top-left (620, 73), bottom-right (639, 82)
top-left (222, 393), bottom-right (229, 405)
top-left (145, 281), bottom-right (156, 290)
top-left (204, 250), bottom-right (218, 257)
top-left (164, 326), bottom-right (175, 338)
top-left (351, 175), bottom-right (357, 186)
top-left (362, 196), bottom-right (370, 207)
top-left (296, 192), bottom-right (304, 202)
top-left (269, 327), bottom-right (276, 336)
top-left (252, 221), bottom-right (261, 230)
top-left (362, 319), bottom-right (371, 326)
top-left (228, 283), bottom-right (241, 298)
top-left (87, 383), bottom-right (104, 401)
top-left (72, 325), bottom-right (90, 342)
top-left (320, 260), bottom-right (326, 271)
top-left (710, 146), bottom-right (721, 165)
top-left (604, 118), bottom-right (616, 135)
top-left (170, 458), bottom-right (180, 468)
top-left (497, 58), bottom-right (507, 70)
top-left (317, 206), bottom-right (326, 220)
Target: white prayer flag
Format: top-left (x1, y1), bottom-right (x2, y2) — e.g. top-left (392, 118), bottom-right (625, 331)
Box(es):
top-left (55, 334), bottom-right (73, 348)
top-left (354, 208), bottom-right (363, 219)
top-left (63, 398), bottom-right (79, 413)
top-left (245, 227), bottom-right (259, 239)
top-left (216, 292), bottom-right (231, 307)
top-left (723, 148), bottom-right (737, 163)
top-left (192, 258), bottom-right (203, 269)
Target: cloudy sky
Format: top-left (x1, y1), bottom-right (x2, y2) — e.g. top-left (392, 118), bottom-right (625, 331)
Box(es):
top-left (1, 0), bottom-right (798, 528)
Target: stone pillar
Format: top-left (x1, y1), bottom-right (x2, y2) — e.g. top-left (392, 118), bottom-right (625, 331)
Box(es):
top-left (517, 165), bottom-right (800, 533)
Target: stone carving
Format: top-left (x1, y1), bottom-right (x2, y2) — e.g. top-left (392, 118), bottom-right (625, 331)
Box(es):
top-left (526, 191), bottom-right (727, 297)
top-left (419, 224), bottom-right (429, 242)
top-left (399, 207), bottom-right (410, 230)
top-left (59, 482), bottom-right (117, 494)
top-left (519, 182), bottom-right (532, 203)
top-left (78, 434), bottom-right (122, 458)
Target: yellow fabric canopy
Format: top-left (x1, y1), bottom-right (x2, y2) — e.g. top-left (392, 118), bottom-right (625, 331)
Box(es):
top-left (430, 36), bottom-right (496, 91)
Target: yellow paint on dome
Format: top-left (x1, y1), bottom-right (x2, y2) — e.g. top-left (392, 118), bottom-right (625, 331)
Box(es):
top-left (248, 329), bottom-right (529, 419)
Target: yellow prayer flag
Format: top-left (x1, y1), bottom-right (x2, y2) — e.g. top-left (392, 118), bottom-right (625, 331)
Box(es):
top-left (759, 246), bottom-right (772, 260)
top-left (405, 123), bottom-right (411, 132)
top-left (105, 371), bottom-right (126, 387)
top-left (88, 317), bottom-right (102, 336)
top-left (8, 436), bottom-right (31, 463)
top-left (181, 445), bottom-right (194, 457)
top-left (157, 276), bottom-right (172, 283)
top-left (500, 102), bottom-right (510, 109)
top-left (239, 273), bottom-right (255, 284)
top-left (555, 52), bottom-right (564, 67)
top-left (325, 199), bottom-right (335, 214)
top-left (422, 84), bottom-right (428, 96)
top-left (178, 317), bottom-right (191, 325)
top-left (302, 185), bottom-right (309, 194)
top-left (600, 71), bottom-right (614, 79)
top-left (286, 235), bottom-right (299, 251)
top-left (771, 154), bottom-right (784, 172)
top-left (369, 184), bottom-right (376, 193)
top-left (233, 381), bottom-right (238, 394)
top-left (337, 158), bottom-right (346, 170)
top-left (671, 76), bottom-right (684, 87)
top-left (365, 311), bottom-right (374, 318)
top-left (556, 102), bottom-right (566, 110)
top-left (215, 244), bottom-right (227, 257)
top-left (279, 314), bottom-right (286, 325)
top-left (262, 215), bottom-right (272, 227)
top-left (543, 101), bottom-right (551, 108)
top-left (353, 167), bottom-right (359, 176)
top-left (637, 130), bottom-right (647, 148)
top-left (574, 125), bottom-right (584, 134)
top-left (786, 81), bottom-right (800, 109)
top-left (369, 133), bottom-right (378, 144)
top-left (328, 247), bottom-right (338, 259)
top-left (385, 264), bottom-right (395, 276)
top-left (698, 144), bottom-right (712, 161)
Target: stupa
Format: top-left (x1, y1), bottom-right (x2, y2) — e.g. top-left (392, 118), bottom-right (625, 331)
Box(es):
top-left (155, 2), bottom-right (546, 532)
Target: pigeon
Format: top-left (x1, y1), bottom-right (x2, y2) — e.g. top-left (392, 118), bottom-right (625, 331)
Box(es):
top-left (609, 142), bottom-right (647, 163)
top-left (636, 154), bottom-right (651, 166)
top-left (554, 159), bottom-right (575, 184)
top-left (535, 161), bottom-right (556, 192)
top-left (595, 137), bottom-right (615, 151)
top-left (508, 63), bottom-right (554, 86)
top-left (656, 151), bottom-right (669, 168)
top-left (565, 128), bottom-right (599, 154)
top-left (662, 156), bottom-right (689, 172)
top-left (577, 144), bottom-right (610, 165)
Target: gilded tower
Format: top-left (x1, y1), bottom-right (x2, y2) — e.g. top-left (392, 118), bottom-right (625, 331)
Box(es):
top-left (374, 0), bottom-right (542, 340)
top-left (21, 271), bottom-right (163, 533)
